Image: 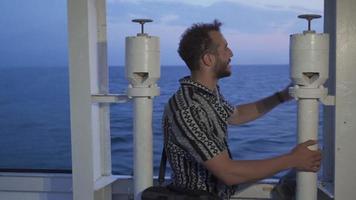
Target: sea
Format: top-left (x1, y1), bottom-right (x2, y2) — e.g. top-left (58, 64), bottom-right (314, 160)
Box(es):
top-left (0, 65), bottom-right (323, 178)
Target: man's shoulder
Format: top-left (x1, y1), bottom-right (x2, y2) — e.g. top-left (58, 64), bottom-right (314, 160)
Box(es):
top-left (168, 90), bottom-right (205, 111)
top-left (165, 96), bottom-right (203, 116)
top-left (176, 84), bottom-right (208, 103)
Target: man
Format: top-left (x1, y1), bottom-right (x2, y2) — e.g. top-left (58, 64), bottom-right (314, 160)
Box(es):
top-left (162, 20), bottom-right (321, 199)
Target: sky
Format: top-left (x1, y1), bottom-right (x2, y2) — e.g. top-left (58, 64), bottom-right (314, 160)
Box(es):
top-left (0, 0), bottom-right (323, 67)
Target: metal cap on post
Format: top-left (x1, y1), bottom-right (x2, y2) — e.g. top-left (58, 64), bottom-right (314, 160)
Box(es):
top-left (298, 14), bottom-right (321, 33)
top-left (132, 19), bottom-right (153, 36)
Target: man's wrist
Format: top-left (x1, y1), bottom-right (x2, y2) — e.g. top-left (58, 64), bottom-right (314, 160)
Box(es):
top-left (274, 91), bottom-right (285, 103)
top-left (283, 153), bottom-right (296, 169)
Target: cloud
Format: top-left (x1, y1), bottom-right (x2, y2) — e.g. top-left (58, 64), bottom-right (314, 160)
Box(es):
top-left (106, 0), bottom-right (324, 65)
top-left (226, 30), bottom-right (289, 51)
top-left (108, 0), bottom-right (323, 12)
top-left (108, 0), bottom-right (217, 7)
top-left (159, 14), bottom-right (180, 24)
top-left (223, 29), bottom-right (290, 64)
top-left (227, 0), bottom-right (323, 12)
top-left (127, 13), bottom-right (151, 20)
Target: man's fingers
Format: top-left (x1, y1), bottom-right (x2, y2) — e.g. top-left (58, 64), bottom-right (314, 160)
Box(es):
top-left (302, 140), bottom-right (317, 147)
top-left (313, 154), bottom-right (322, 160)
top-left (313, 160), bottom-right (321, 166)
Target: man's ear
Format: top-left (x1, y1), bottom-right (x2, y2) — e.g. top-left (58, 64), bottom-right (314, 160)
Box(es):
top-left (202, 53), bottom-right (216, 67)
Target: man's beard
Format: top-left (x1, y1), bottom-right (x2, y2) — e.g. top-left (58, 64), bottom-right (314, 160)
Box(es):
top-left (214, 57), bottom-right (231, 79)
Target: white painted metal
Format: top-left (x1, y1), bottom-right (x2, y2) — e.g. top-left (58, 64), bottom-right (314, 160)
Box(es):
top-left (0, 173), bottom-right (72, 200)
top-left (126, 36), bottom-right (160, 86)
top-left (296, 99), bottom-right (318, 200)
top-left (290, 33), bottom-right (329, 88)
top-left (125, 32), bottom-right (160, 199)
top-left (324, 0), bottom-right (356, 199)
top-left (68, 0), bottom-right (113, 199)
top-left (133, 98), bottom-right (153, 198)
top-left (322, 1), bottom-right (336, 190)
top-left (91, 94), bottom-right (130, 103)
top-left (290, 27), bottom-right (329, 200)
top-left (96, 0), bottom-right (112, 180)
top-left (68, 0), bottom-right (97, 198)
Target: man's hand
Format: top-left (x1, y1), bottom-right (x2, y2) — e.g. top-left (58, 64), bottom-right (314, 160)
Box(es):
top-left (289, 140), bottom-right (322, 172)
top-left (279, 83), bottom-right (294, 102)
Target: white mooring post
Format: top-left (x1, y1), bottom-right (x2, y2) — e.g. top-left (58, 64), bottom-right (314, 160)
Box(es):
top-left (289, 14), bottom-right (332, 200)
top-left (125, 19), bottom-right (160, 200)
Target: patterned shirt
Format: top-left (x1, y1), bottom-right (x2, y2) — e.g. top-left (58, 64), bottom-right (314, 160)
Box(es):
top-left (162, 76), bottom-right (237, 199)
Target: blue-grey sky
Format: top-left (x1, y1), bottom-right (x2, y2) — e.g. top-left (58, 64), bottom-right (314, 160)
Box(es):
top-left (0, 0), bottom-right (323, 67)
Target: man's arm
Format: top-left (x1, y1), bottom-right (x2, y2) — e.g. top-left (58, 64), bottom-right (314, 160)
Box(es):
top-left (204, 140), bottom-right (321, 186)
top-left (228, 85), bottom-right (292, 125)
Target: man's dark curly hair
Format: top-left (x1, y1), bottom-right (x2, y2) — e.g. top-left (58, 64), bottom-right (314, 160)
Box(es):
top-left (178, 19), bottom-right (222, 71)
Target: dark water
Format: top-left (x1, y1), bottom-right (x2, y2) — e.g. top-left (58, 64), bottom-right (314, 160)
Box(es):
top-left (0, 65), bottom-right (321, 177)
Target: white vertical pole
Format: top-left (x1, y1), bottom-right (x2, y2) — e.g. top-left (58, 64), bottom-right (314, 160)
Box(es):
top-left (96, 0), bottom-right (112, 179)
top-left (324, 0), bottom-right (356, 199)
top-left (68, 0), bottom-right (111, 199)
top-left (68, 0), bottom-right (97, 199)
top-left (96, 0), bottom-right (112, 199)
top-left (133, 97), bottom-right (153, 199)
top-left (322, 0), bottom-right (336, 185)
top-left (296, 99), bottom-right (318, 200)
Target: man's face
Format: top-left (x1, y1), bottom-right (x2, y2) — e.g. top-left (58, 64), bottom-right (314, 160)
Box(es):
top-left (209, 31), bottom-right (233, 79)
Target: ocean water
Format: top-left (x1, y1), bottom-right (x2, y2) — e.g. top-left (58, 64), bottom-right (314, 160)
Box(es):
top-left (0, 65), bottom-right (320, 177)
